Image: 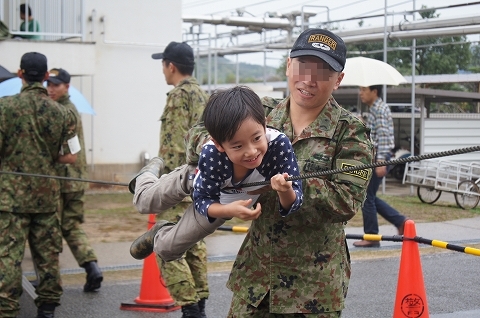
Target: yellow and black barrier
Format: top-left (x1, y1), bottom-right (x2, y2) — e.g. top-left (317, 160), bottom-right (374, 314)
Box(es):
top-left (217, 225), bottom-right (249, 233)
top-left (217, 226), bottom-right (480, 257)
top-left (413, 236), bottom-right (480, 257)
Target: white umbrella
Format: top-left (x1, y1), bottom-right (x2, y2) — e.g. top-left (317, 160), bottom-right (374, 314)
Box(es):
top-left (340, 56), bottom-right (407, 87)
top-left (0, 77), bottom-right (96, 115)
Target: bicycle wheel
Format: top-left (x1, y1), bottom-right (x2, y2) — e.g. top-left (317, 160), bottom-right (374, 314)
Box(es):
top-left (454, 180), bottom-right (480, 210)
top-left (417, 176), bottom-right (442, 204)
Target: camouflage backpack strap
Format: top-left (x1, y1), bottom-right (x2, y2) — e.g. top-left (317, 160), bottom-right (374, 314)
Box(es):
top-left (0, 20), bottom-right (10, 40)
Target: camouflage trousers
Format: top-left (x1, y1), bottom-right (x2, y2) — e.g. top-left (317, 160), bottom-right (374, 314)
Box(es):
top-left (156, 202), bottom-right (209, 306)
top-left (60, 191), bottom-right (97, 266)
top-left (228, 293), bottom-right (342, 318)
top-left (0, 212), bottom-right (63, 317)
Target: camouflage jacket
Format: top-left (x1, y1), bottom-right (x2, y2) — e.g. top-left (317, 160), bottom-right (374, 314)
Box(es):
top-left (226, 96), bottom-right (373, 313)
top-left (159, 77), bottom-right (208, 217)
top-left (159, 77), bottom-right (208, 173)
top-left (56, 94), bottom-right (87, 193)
top-left (0, 83), bottom-right (77, 213)
top-left (185, 95), bottom-right (373, 313)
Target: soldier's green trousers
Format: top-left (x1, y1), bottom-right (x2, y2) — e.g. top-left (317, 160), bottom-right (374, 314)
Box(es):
top-left (228, 293), bottom-right (342, 317)
top-left (60, 191), bottom-right (97, 266)
top-left (0, 212), bottom-right (63, 317)
top-left (156, 202), bottom-right (209, 307)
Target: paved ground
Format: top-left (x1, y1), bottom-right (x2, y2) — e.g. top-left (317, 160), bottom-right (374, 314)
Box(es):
top-left (18, 179), bottom-right (480, 317)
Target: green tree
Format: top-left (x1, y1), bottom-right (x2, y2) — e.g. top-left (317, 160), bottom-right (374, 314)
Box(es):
top-left (468, 44), bottom-right (480, 73)
top-left (276, 53), bottom-right (288, 81)
top-left (347, 6), bottom-right (471, 80)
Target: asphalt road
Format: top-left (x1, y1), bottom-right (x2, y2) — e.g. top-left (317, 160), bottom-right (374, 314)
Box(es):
top-left (19, 251), bottom-right (480, 318)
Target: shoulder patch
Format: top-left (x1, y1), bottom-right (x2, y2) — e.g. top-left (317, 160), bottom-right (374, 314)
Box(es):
top-left (335, 159), bottom-right (372, 186)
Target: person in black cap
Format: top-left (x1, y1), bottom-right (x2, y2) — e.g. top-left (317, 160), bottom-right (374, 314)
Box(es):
top-left (129, 28), bottom-right (373, 317)
top-left (0, 52), bottom-right (79, 318)
top-left (46, 68), bottom-right (104, 293)
top-left (149, 42), bottom-right (210, 317)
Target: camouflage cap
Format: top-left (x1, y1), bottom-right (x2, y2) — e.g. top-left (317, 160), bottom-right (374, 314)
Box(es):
top-left (20, 52), bottom-right (47, 76)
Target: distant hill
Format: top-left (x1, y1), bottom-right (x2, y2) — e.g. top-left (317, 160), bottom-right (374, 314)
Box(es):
top-left (194, 56), bottom-right (282, 84)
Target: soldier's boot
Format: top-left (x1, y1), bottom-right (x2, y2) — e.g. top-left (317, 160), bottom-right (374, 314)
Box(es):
top-left (128, 157), bottom-right (165, 193)
top-left (36, 303), bottom-right (56, 318)
top-left (181, 303), bottom-right (201, 318)
top-left (129, 220), bottom-right (175, 260)
top-left (198, 298), bottom-right (207, 318)
top-left (82, 261), bottom-right (103, 292)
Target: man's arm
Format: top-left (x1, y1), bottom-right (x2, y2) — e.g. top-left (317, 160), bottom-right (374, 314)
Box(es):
top-left (374, 107), bottom-right (393, 161)
top-left (58, 109), bottom-right (79, 163)
top-left (160, 89), bottom-right (202, 172)
top-left (305, 117), bottom-right (374, 223)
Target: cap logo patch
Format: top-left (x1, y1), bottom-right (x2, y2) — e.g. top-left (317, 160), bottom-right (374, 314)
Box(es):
top-left (49, 70), bottom-right (59, 77)
top-left (308, 34), bottom-right (337, 50)
top-left (312, 42), bottom-right (331, 51)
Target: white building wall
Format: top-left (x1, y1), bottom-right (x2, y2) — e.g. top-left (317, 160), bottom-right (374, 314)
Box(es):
top-left (424, 119), bottom-right (480, 163)
top-left (1, 1), bottom-right (183, 182)
top-left (83, 0), bottom-right (182, 167)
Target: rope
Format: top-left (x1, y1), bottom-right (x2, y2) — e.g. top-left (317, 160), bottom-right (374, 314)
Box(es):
top-left (1, 145), bottom-right (479, 187)
top-left (235, 145), bottom-right (480, 188)
top-left (0, 170), bottom-right (129, 187)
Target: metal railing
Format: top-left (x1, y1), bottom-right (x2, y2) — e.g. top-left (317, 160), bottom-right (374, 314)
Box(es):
top-left (0, 0), bottom-right (85, 41)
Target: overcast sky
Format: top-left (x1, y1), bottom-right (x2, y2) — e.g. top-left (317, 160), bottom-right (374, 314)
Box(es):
top-left (181, 0), bottom-right (480, 67)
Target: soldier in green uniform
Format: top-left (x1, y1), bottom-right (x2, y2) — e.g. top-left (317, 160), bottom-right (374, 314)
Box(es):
top-left (0, 52), bottom-right (79, 318)
top-left (131, 28), bottom-right (373, 317)
top-left (150, 41), bottom-right (210, 317)
top-left (46, 68), bottom-right (103, 292)
top-left (225, 28), bottom-right (374, 317)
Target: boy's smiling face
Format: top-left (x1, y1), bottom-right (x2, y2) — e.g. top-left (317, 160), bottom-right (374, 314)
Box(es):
top-left (213, 117), bottom-right (268, 175)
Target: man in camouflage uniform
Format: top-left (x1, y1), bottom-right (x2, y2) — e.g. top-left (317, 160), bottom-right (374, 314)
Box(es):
top-left (150, 41), bottom-right (210, 317)
top-left (225, 29), bottom-right (373, 317)
top-left (46, 68), bottom-right (103, 292)
top-left (133, 28), bottom-right (373, 317)
top-left (0, 52), bottom-right (79, 318)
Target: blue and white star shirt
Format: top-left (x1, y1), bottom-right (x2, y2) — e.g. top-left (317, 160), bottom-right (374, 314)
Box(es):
top-left (193, 128), bottom-right (303, 222)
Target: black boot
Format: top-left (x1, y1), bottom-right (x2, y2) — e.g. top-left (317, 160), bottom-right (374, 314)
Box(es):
top-left (198, 298), bottom-right (207, 318)
top-left (82, 261), bottom-right (103, 292)
top-left (181, 303), bottom-right (201, 318)
top-left (36, 303), bottom-right (56, 318)
top-left (129, 220), bottom-right (174, 260)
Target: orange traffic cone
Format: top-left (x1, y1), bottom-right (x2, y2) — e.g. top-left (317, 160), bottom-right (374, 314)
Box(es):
top-left (120, 214), bottom-right (180, 312)
top-left (393, 220), bottom-right (430, 318)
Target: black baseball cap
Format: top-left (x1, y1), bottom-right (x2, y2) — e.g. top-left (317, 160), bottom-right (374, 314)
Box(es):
top-left (20, 52), bottom-right (47, 76)
top-left (152, 41), bottom-right (195, 66)
top-left (47, 68), bottom-right (71, 84)
top-left (290, 29), bottom-right (347, 72)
